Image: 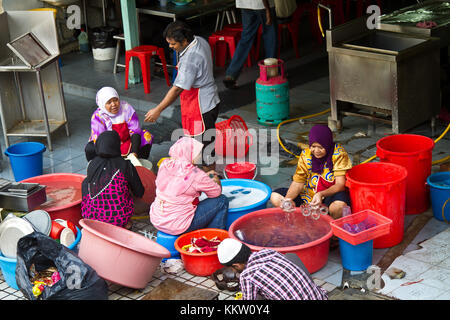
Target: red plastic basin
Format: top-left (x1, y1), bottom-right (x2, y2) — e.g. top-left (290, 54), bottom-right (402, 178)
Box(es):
top-left (21, 173), bottom-right (86, 228)
top-left (174, 229), bottom-right (230, 276)
top-left (224, 162), bottom-right (256, 180)
top-left (228, 208), bottom-right (333, 274)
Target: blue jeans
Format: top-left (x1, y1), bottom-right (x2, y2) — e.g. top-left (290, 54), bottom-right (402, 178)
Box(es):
top-left (185, 194), bottom-right (229, 232)
top-left (226, 8), bottom-right (277, 80)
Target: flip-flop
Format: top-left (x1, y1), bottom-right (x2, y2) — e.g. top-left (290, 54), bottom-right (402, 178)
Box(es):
top-left (223, 78), bottom-right (238, 90)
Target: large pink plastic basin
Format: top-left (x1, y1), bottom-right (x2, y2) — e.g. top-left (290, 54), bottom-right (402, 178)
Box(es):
top-left (228, 208), bottom-right (333, 274)
top-left (78, 219), bottom-right (170, 289)
top-left (21, 173), bottom-right (86, 228)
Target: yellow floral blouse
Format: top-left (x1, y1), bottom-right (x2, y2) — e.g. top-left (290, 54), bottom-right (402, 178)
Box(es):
top-left (293, 143), bottom-right (352, 203)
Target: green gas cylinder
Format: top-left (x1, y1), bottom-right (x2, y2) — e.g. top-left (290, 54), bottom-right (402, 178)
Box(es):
top-left (255, 58), bottom-right (290, 125)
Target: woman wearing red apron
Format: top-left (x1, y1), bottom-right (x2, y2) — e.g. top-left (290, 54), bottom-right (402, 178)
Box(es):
top-left (145, 21), bottom-right (220, 171)
top-left (86, 87), bottom-right (153, 161)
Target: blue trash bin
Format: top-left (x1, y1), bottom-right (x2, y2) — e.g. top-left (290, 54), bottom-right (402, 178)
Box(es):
top-left (339, 239), bottom-right (373, 271)
top-left (4, 142), bottom-right (46, 181)
top-left (427, 172), bottom-right (450, 222)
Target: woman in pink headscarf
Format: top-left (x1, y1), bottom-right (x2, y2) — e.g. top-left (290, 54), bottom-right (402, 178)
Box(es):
top-left (86, 87), bottom-right (153, 161)
top-left (150, 137), bottom-right (229, 235)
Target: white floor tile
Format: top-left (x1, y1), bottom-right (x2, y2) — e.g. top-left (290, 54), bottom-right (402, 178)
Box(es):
top-left (388, 282), bottom-right (444, 300)
top-left (311, 260), bottom-right (343, 281)
top-left (386, 255), bottom-right (433, 281)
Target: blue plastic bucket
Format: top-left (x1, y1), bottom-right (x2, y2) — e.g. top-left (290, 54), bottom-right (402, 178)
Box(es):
top-left (156, 230), bottom-right (180, 262)
top-left (0, 227), bottom-right (81, 290)
top-left (339, 239), bottom-right (373, 271)
top-left (221, 179), bottom-right (272, 230)
top-left (4, 142), bottom-right (46, 181)
top-left (427, 172), bottom-right (450, 222)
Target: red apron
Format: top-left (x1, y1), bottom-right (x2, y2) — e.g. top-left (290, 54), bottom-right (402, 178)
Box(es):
top-left (112, 123), bottom-right (132, 156)
top-left (180, 87), bottom-right (205, 137)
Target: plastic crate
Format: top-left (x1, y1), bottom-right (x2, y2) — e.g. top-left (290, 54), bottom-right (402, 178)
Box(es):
top-left (330, 209), bottom-right (392, 246)
top-left (215, 115), bottom-right (253, 158)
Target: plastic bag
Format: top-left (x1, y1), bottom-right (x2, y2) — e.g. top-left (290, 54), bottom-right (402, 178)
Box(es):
top-left (89, 26), bottom-right (118, 49)
top-left (15, 232), bottom-right (108, 300)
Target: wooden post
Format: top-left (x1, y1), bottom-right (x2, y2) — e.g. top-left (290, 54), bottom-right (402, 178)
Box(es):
top-left (120, 0), bottom-right (141, 84)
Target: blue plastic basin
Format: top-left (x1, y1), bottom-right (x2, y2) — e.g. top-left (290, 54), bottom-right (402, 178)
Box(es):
top-left (221, 179), bottom-right (272, 229)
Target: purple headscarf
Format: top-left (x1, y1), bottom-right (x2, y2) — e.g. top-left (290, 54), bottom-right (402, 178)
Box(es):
top-left (309, 125), bottom-right (334, 174)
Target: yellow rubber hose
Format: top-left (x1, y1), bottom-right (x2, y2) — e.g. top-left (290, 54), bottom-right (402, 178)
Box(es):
top-left (277, 108), bottom-right (331, 158)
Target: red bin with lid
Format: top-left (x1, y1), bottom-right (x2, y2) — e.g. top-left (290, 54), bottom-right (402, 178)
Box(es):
top-left (376, 134), bottom-right (434, 215)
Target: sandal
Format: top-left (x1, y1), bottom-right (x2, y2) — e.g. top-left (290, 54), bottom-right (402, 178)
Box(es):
top-left (211, 266), bottom-right (241, 291)
top-left (223, 77), bottom-right (238, 90)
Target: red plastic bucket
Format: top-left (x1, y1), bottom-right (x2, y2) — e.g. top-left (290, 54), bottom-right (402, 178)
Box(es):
top-left (174, 228), bottom-right (230, 276)
top-left (224, 162), bottom-right (256, 179)
top-left (376, 134), bottom-right (434, 215)
top-left (346, 162), bottom-right (407, 249)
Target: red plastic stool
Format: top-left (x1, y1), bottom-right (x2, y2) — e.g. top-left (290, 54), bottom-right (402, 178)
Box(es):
top-left (276, 5), bottom-right (306, 59)
top-left (209, 29), bottom-right (252, 68)
top-left (125, 45), bottom-right (171, 94)
top-left (223, 23), bottom-right (256, 67)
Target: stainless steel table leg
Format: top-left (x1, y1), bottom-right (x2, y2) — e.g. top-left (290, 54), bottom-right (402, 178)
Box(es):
top-left (13, 72), bottom-right (27, 121)
top-left (83, 0), bottom-right (88, 33)
top-left (102, 0), bottom-right (107, 25)
top-left (0, 92), bottom-right (10, 149)
top-left (55, 61), bottom-right (70, 137)
top-left (36, 70), bottom-right (53, 151)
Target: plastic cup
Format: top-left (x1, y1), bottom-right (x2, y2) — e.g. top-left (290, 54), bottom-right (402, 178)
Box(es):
top-left (50, 221), bottom-right (65, 239)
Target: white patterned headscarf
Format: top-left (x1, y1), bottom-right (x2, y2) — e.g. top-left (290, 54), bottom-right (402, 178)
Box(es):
top-left (96, 86), bottom-right (121, 117)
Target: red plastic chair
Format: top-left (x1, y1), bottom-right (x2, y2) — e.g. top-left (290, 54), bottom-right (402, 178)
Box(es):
top-left (208, 29), bottom-right (252, 67)
top-left (223, 23), bottom-right (260, 66)
top-left (125, 45), bottom-right (171, 94)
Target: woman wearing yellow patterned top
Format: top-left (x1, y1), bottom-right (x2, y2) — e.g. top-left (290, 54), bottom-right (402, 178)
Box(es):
top-left (271, 125), bottom-right (352, 219)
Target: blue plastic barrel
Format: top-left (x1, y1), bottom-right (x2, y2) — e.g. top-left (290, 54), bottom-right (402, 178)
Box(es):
top-left (156, 230), bottom-right (181, 262)
top-left (427, 172), bottom-right (450, 222)
top-left (221, 179), bottom-right (272, 229)
top-left (4, 142), bottom-right (46, 181)
top-left (339, 239), bottom-right (373, 271)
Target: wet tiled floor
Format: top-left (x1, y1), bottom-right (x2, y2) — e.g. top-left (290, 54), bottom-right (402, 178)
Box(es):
top-left (0, 30), bottom-right (449, 300)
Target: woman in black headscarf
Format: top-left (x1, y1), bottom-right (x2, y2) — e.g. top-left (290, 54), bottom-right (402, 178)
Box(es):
top-left (81, 130), bottom-right (144, 228)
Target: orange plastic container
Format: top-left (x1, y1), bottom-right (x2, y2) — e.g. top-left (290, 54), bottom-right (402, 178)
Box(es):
top-left (228, 208), bottom-right (334, 274)
top-left (78, 219), bottom-right (170, 289)
top-left (21, 173), bottom-right (86, 228)
top-left (174, 229), bottom-right (230, 276)
top-left (215, 115), bottom-right (253, 158)
top-left (377, 134), bottom-right (434, 215)
top-left (330, 210), bottom-right (393, 246)
top-left (346, 162), bottom-right (407, 249)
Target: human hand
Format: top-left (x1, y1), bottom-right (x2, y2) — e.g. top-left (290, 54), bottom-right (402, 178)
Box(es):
top-left (145, 108), bottom-right (161, 123)
top-left (280, 197), bottom-right (295, 212)
top-left (310, 192), bottom-right (323, 206)
top-left (265, 9), bottom-right (272, 25)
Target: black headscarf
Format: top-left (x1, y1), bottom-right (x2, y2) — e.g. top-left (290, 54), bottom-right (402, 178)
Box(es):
top-left (82, 131), bottom-right (144, 199)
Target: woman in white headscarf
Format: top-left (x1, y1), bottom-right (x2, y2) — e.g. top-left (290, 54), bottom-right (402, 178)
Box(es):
top-left (86, 86), bottom-right (153, 161)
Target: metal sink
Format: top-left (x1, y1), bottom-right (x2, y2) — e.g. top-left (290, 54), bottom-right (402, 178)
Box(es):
top-left (343, 31), bottom-right (428, 54)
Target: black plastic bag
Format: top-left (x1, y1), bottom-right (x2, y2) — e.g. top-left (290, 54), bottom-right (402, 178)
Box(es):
top-left (16, 232), bottom-right (108, 300)
top-left (89, 26), bottom-right (119, 49)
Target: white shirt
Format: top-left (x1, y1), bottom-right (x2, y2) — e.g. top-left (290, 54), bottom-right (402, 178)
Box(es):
top-left (236, 0), bottom-right (274, 10)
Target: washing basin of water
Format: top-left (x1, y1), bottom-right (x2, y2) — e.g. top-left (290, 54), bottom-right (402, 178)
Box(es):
top-left (228, 207), bottom-right (333, 273)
